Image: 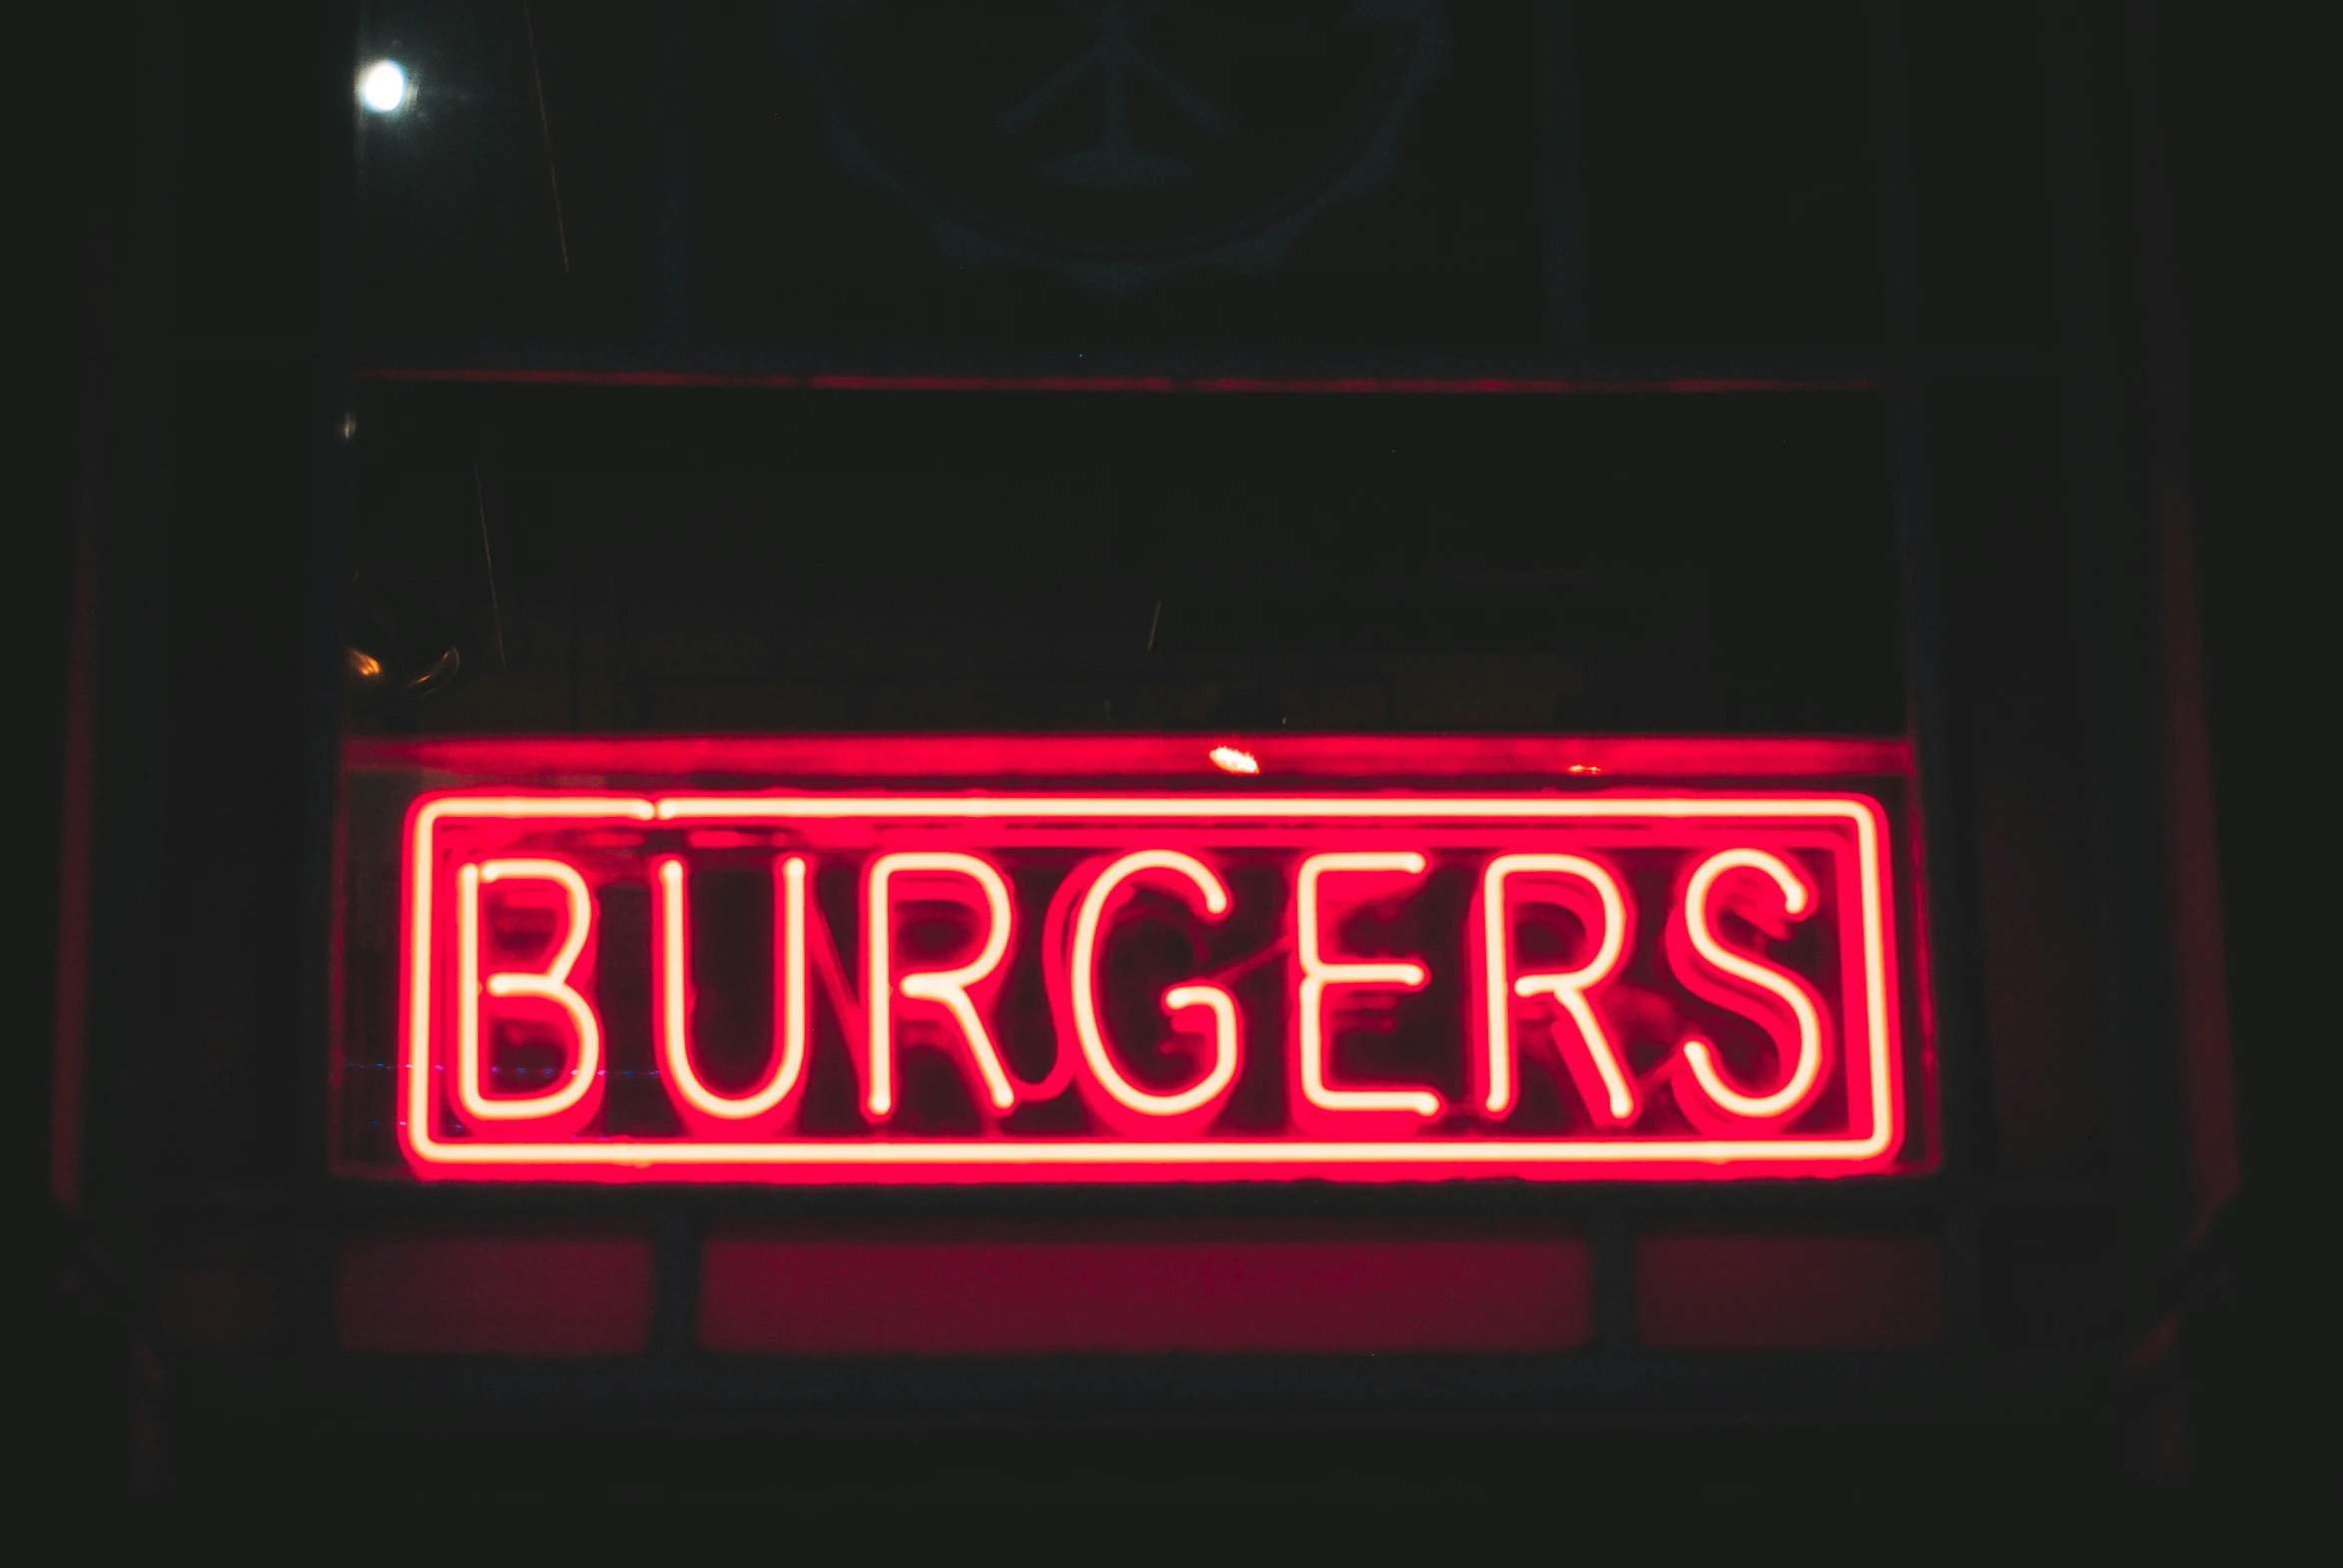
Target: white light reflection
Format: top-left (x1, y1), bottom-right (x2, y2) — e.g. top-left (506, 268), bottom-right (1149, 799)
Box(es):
top-left (358, 60), bottom-right (409, 114)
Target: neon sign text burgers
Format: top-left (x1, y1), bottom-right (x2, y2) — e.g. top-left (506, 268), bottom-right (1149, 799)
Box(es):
top-left (380, 747), bottom-right (1922, 1184)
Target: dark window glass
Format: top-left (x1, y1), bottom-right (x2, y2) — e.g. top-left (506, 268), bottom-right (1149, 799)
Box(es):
top-left (356, 0), bottom-right (657, 334)
top-left (1578, 1), bottom-right (1881, 348)
top-left (344, 385), bottom-right (1903, 739)
top-left (692, 0), bottom-right (1543, 348)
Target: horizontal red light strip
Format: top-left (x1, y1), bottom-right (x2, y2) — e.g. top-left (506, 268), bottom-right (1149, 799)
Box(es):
top-left (699, 1234), bottom-right (1594, 1355)
top-left (350, 733), bottom-right (1910, 782)
top-left (356, 368), bottom-right (1879, 396)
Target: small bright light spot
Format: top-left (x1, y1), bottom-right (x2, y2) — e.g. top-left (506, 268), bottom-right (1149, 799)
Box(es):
top-left (1566, 763), bottom-right (1604, 776)
top-left (358, 60), bottom-right (409, 113)
top-left (1208, 746), bottom-right (1259, 775)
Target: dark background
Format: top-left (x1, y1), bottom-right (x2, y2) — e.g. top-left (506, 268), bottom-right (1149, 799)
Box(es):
top-left (14, 0), bottom-right (2307, 1518)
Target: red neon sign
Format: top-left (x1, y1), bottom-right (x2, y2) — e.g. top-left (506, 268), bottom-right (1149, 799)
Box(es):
top-left (345, 737), bottom-right (1928, 1183)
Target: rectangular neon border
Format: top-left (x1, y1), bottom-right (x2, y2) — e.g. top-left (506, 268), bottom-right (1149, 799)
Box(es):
top-left (398, 791), bottom-right (1904, 1182)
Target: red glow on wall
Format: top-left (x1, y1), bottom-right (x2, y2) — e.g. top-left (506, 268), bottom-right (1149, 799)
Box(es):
top-left (353, 736), bottom-right (1927, 1185)
top-left (335, 1230), bottom-right (656, 1356)
top-left (1635, 1230), bottom-right (1944, 1349)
